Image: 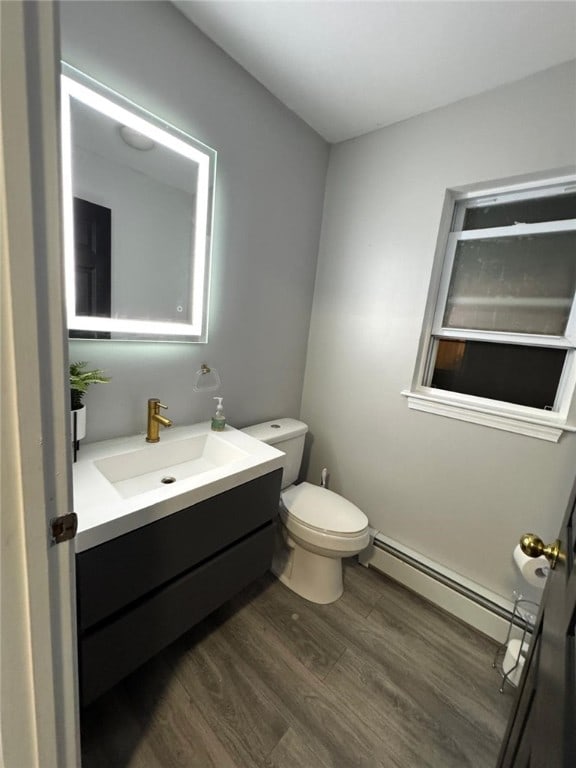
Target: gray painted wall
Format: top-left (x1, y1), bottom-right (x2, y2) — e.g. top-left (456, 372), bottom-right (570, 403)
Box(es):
top-left (301, 61), bottom-right (576, 601)
top-left (61, 1), bottom-right (328, 440)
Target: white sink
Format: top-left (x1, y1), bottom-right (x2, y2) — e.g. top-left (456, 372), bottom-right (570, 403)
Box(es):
top-left (94, 432), bottom-right (249, 499)
top-left (73, 422), bottom-right (285, 552)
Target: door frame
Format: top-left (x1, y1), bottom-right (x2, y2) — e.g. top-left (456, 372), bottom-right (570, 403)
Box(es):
top-left (0, 1), bottom-right (80, 766)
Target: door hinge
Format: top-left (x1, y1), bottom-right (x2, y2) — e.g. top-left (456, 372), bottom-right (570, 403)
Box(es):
top-left (50, 512), bottom-right (78, 543)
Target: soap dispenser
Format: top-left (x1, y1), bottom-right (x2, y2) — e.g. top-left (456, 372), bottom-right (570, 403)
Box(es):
top-left (211, 397), bottom-right (226, 432)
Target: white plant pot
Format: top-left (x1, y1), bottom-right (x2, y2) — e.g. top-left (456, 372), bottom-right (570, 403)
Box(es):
top-left (71, 405), bottom-right (86, 442)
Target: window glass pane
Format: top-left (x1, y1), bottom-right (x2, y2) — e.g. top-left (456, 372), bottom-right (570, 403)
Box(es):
top-left (431, 339), bottom-right (566, 409)
top-left (462, 192), bottom-right (576, 230)
top-left (443, 232), bottom-right (576, 335)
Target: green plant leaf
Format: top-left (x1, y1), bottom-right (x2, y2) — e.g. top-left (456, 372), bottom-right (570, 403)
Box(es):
top-left (69, 361), bottom-right (110, 395)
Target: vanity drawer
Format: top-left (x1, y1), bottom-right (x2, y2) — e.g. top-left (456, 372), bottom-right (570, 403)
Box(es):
top-left (76, 469), bottom-right (281, 632)
top-left (79, 522), bottom-right (274, 705)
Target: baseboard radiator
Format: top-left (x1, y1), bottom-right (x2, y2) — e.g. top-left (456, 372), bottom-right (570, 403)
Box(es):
top-left (361, 533), bottom-right (527, 643)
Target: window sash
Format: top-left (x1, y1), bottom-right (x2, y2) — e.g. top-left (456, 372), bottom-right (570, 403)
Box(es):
top-left (431, 328), bottom-right (573, 348)
top-left (451, 184), bottom-right (576, 230)
top-left (451, 219), bottom-right (576, 240)
top-left (432, 220), bottom-right (576, 342)
top-left (424, 337), bottom-right (574, 413)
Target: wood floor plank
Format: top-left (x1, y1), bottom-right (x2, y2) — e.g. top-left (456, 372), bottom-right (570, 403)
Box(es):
top-left (367, 580), bottom-right (511, 726)
top-left (246, 572), bottom-right (347, 680)
top-left (236, 572), bottom-right (508, 765)
top-left (325, 645), bottom-right (500, 768)
top-left (80, 563), bottom-right (512, 768)
top-left (164, 619), bottom-right (290, 768)
top-left (268, 726), bottom-right (334, 768)
top-left (121, 654), bottom-right (241, 768)
top-left (82, 654), bottom-right (241, 768)
top-left (81, 688), bottom-right (165, 768)
top-left (249, 569), bottom-right (510, 741)
top-left (338, 561), bottom-right (392, 617)
top-left (211, 594), bottom-right (399, 768)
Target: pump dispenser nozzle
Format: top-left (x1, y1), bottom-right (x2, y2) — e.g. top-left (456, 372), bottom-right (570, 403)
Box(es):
top-left (211, 397), bottom-right (226, 431)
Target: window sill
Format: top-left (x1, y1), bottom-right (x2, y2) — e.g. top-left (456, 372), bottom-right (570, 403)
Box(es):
top-left (401, 389), bottom-right (576, 442)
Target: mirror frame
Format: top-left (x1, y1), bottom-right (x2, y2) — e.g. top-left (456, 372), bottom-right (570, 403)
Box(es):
top-left (61, 64), bottom-right (216, 342)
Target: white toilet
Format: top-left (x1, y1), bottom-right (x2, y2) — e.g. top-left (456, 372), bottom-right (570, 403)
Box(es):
top-left (242, 418), bottom-right (370, 604)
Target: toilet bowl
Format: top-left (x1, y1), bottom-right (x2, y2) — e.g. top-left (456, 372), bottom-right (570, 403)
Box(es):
top-left (275, 482), bottom-right (370, 603)
top-left (241, 419), bottom-right (369, 604)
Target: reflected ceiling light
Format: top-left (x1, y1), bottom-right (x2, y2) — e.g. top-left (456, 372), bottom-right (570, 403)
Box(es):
top-left (119, 124), bottom-right (155, 151)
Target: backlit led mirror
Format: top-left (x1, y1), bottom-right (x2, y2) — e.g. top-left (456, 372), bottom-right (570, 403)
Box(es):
top-left (61, 65), bottom-right (216, 341)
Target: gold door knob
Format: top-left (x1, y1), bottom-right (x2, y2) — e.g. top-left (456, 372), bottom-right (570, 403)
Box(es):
top-left (520, 533), bottom-right (563, 569)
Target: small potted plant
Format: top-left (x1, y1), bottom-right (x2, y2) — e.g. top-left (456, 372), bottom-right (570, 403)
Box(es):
top-left (70, 361), bottom-right (110, 445)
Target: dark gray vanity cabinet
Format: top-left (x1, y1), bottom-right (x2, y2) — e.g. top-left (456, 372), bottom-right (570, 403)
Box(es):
top-left (76, 469), bottom-right (282, 705)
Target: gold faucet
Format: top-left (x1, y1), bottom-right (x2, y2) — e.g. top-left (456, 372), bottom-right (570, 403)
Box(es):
top-left (146, 398), bottom-right (173, 443)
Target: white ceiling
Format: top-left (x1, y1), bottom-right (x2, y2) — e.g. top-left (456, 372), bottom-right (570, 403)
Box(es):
top-left (173, 0), bottom-right (576, 143)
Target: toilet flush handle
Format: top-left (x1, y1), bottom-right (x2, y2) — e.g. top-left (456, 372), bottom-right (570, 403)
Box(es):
top-left (320, 467), bottom-right (329, 489)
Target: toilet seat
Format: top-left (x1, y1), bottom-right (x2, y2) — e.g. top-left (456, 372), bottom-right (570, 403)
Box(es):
top-left (281, 482), bottom-right (368, 536)
top-left (281, 510), bottom-right (370, 553)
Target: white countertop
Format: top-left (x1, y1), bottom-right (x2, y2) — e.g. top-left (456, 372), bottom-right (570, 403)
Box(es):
top-left (73, 422), bottom-right (285, 552)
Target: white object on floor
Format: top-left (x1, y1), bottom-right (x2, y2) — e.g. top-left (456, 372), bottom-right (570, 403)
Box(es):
top-left (502, 638), bottom-right (530, 687)
top-left (242, 418), bottom-right (369, 604)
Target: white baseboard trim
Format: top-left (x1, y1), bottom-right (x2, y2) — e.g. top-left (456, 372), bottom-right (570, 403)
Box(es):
top-left (359, 533), bottom-right (515, 643)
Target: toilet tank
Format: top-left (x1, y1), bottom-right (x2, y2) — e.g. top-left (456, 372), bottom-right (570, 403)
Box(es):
top-left (242, 418), bottom-right (308, 489)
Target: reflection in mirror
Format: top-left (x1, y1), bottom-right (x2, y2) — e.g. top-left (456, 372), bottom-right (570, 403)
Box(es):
top-left (61, 66), bottom-right (216, 341)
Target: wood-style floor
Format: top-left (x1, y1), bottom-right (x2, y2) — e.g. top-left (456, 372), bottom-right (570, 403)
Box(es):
top-left (81, 562), bottom-right (513, 768)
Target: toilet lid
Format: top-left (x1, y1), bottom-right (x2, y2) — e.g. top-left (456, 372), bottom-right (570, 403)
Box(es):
top-left (281, 482), bottom-right (368, 534)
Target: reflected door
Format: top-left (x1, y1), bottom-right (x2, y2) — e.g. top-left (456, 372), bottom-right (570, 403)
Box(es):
top-left (72, 197), bottom-right (111, 339)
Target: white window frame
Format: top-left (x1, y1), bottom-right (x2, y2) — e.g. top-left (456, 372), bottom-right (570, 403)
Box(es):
top-left (403, 173), bottom-right (576, 442)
